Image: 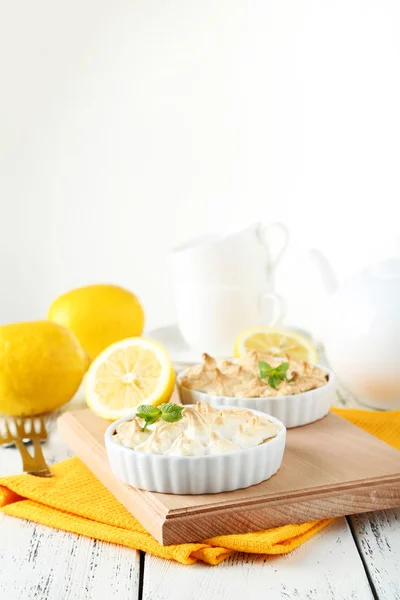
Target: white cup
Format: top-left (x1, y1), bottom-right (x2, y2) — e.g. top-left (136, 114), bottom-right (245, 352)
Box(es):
top-left (175, 284), bottom-right (285, 355)
top-left (169, 222), bottom-right (289, 288)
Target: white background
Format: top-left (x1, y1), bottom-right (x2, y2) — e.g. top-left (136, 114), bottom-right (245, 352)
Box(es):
top-left (1, 0), bottom-right (400, 332)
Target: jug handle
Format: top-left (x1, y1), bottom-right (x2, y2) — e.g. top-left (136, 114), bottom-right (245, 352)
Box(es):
top-left (259, 291), bottom-right (286, 326)
top-left (259, 222), bottom-right (289, 271)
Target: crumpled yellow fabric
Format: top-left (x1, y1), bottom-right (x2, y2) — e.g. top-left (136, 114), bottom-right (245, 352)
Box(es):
top-left (1, 407), bottom-right (399, 565)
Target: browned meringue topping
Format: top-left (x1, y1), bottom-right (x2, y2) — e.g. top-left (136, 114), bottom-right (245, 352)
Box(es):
top-left (180, 351), bottom-right (328, 398)
top-left (114, 400), bottom-right (282, 456)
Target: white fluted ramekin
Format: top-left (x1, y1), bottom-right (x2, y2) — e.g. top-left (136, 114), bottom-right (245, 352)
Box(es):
top-left (177, 366), bottom-right (335, 428)
top-left (105, 407), bottom-right (286, 494)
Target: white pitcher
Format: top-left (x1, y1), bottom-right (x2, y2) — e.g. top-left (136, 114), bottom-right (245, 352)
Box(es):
top-left (311, 249), bottom-right (400, 409)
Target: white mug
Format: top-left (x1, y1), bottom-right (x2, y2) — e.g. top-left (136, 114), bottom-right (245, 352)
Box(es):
top-left (169, 222), bottom-right (289, 288)
top-left (175, 284), bottom-right (285, 355)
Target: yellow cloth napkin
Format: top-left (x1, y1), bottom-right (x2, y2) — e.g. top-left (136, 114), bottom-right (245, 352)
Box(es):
top-left (1, 408), bottom-right (400, 566)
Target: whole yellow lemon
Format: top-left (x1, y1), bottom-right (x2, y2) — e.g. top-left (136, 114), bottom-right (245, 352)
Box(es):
top-left (47, 284), bottom-right (145, 359)
top-left (0, 320), bottom-right (90, 416)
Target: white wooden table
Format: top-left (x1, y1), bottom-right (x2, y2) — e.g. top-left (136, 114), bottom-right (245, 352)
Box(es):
top-left (1, 326), bottom-right (400, 599)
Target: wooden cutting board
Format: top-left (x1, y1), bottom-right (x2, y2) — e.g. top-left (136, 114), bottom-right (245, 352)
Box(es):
top-left (58, 409), bottom-right (400, 545)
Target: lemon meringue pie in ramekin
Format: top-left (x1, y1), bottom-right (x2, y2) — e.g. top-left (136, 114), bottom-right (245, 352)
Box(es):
top-left (105, 402), bottom-right (286, 494)
top-left (177, 352), bottom-right (335, 428)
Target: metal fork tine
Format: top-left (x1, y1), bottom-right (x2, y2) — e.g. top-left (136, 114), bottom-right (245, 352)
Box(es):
top-left (37, 417), bottom-right (48, 440)
top-left (0, 420), bottom-right (11, 444)
top-left (4, 420), bottom-right (13, 440)
top-left (15, 417), bottom-right (27, 438)
top-left (4, 420), bottom-right (11, 436)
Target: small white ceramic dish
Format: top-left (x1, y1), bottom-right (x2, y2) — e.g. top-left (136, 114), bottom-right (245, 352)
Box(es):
top-left (105, 406), bottom-right (286, 494)
top-left (177, 366), bottom-right (335, 428)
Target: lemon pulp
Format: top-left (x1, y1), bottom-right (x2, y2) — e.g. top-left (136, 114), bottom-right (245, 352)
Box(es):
top-left (85, 337), bottom-right (175, 420)
top-left (234, 326), bottom-right (318, 363)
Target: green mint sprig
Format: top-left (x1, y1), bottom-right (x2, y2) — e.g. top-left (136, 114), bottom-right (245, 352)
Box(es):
top-left (136, 403), bottom-right (184, 430)
top-left (259, 360), bottom-right (290, 389)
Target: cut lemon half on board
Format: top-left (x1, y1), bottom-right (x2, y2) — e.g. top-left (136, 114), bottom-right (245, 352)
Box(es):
top-left (85, 338), bottom-right (175, 420)
top-left (234, 327), bottom-right (319, 363)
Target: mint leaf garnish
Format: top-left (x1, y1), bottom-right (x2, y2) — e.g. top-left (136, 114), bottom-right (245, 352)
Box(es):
top-left (259, 361), bottom-right (271, 380)
top-left (160, 403), bottom-right (184, 423)
top-left (275, 362), bottom-right (289, 378)
top-left (259, 361), bottom-right (290, 389)
top-left (136, 405), bottom-right (161, 430)
top-left (136, 403), bottom-right (184, 430)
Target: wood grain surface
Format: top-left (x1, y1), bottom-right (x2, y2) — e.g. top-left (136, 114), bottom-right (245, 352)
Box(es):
top-left (348, 509), bottom-right (400, 600)
top-left (142, 519), bottom-right (374, 600)
top-left (0, 513), bottom-right (140, 600)
top-left (58, 408), bottom-right (400, 545)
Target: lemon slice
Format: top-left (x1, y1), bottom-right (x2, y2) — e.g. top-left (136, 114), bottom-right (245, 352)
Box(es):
top-left (85, 337), bottom-right (175, 420)
top-left (234, 327), bottom-right (318, 363)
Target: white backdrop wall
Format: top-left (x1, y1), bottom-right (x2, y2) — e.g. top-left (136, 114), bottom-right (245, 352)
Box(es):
top-left (1, 0), bottom-right (400, 331)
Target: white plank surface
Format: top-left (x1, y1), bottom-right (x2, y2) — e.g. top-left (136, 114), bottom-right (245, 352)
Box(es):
top-left (142, 519), bottom-right (373, 600)
top-left (0, 513), bottom-right (140, 600)
top-left (349, 509), bottom-right (400, 600)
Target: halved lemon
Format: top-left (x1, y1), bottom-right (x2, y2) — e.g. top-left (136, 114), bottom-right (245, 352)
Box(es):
top-left (234, 327), bottom-right (318, 362)
top-left (85, 337), bottom-right (175, 420)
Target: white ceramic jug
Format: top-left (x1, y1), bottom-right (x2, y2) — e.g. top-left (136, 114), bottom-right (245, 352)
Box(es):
top-left (311, 250), bottom-right (400, 409)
